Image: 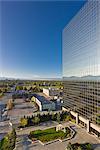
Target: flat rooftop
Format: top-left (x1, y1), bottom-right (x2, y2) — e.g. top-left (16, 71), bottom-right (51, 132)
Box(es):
top-left (33, 94), bottom-right (52, 105)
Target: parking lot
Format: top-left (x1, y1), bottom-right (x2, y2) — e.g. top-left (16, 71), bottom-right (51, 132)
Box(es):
top-left (7, 98), bottom-right (37, 124)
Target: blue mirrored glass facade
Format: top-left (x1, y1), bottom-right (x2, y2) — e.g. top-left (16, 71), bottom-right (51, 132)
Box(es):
top-left (63, 1), bottom-right (100, 133)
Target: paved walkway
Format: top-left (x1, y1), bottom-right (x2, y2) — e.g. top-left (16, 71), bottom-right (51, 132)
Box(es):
top-left (15, 121), bottom-right (100, 150)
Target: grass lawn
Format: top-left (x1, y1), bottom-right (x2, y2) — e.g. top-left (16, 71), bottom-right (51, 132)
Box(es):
top-left (29, 127), bottom-right (71, 142)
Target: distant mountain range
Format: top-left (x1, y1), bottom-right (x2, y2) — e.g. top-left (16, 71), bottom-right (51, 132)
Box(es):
top-left (1, 75), bottom-right (100, 81)
top-left (63, 75), bottom-right (100, 81)
top-left (0, 77), bottom-right (16, 80)
top-left (0, 77), bottom-right (62, 81)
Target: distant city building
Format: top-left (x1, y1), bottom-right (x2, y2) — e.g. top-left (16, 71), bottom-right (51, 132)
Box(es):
top-left (31, 94), bottom-right (55, 111)
top-left (63, 1), bottom-right (100, 136)
top-left (43, 88), bottom-right (60, 97)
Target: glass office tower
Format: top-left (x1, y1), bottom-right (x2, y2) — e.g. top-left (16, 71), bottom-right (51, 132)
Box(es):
top-left (63, 1), bottom-right (100, 135)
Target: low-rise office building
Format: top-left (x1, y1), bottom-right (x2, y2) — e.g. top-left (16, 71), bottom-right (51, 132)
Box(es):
top-left (31, 94), bottom-right (55, 111)
top-left (43, 88), bottom-right (60, 97)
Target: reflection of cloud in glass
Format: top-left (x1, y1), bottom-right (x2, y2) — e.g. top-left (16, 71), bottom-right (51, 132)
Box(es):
top-left (64, 64), bottom-right (100, 77)
top-left (63, 1), bottom-right (100, 77)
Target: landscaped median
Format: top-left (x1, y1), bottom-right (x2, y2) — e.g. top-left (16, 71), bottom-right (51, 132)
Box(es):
top-left (28, 126), bottom-right (75, 145)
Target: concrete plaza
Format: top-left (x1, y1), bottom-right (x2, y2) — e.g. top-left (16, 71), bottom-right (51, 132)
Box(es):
top-left (15, 121), bottom-right (100, 150)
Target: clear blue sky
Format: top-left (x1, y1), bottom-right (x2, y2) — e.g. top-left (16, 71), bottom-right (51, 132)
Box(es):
top-left (1, 0), bottom-right (86, 79)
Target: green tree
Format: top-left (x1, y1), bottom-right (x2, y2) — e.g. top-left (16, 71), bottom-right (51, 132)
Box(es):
top-left (8, 128), bottom-right (16, 149)
top-left (86, 143), bottom-right (92, 150)
top-left (67, 142), bottom-right (73, 150)
top-left (29, 86), bottom-right (33, 91)
top-left (51, 113), bottom-right (55, 121)
top-left (77, 147), bottom-right (82, 150)
top-left (20, 118), bottom-right (28, 127)
top-left (0, 136), bottom-right (10, 150)
top-left (57, 113), bottom-right (61, 123)
top-left (0, 129), bottom-right (16, 150)
top-left (16, 86), bottom-right (23, 91)
top-left (34, 116), bottom-right (40, 124)
top-left (32, 86), bottom-right (42, 93)
top-left (65, 115), bottom-right (71, 121)
top-left (0, 89), bottom-right (2, 93)
top-left (23, 86), bottom-right (27, 91)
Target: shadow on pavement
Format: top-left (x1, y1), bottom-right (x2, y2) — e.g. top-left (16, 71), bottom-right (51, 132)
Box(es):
top-left (92, 143), bottom-right (100, 150)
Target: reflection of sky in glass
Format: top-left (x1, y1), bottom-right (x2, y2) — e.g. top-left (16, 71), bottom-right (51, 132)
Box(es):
top-left (0, 3), bottom-right (2, 77)
top-left (63, 1), bottom-right (100, 77)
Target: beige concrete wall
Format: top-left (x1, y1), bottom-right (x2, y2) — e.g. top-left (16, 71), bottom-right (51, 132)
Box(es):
top-left (90, 123), bottom-right (100, 133)
top-left (79, 116), bottom-right (87, 124)
top-left (62, 107), bottom-right (100, 134)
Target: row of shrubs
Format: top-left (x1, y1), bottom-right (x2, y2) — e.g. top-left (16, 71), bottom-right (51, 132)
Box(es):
top-left (19, 111), bottom-right (75, 128)
top-left (66, 142), bottom-right (93, 150)
top-left (0, 128), bottom-right (16, 150)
